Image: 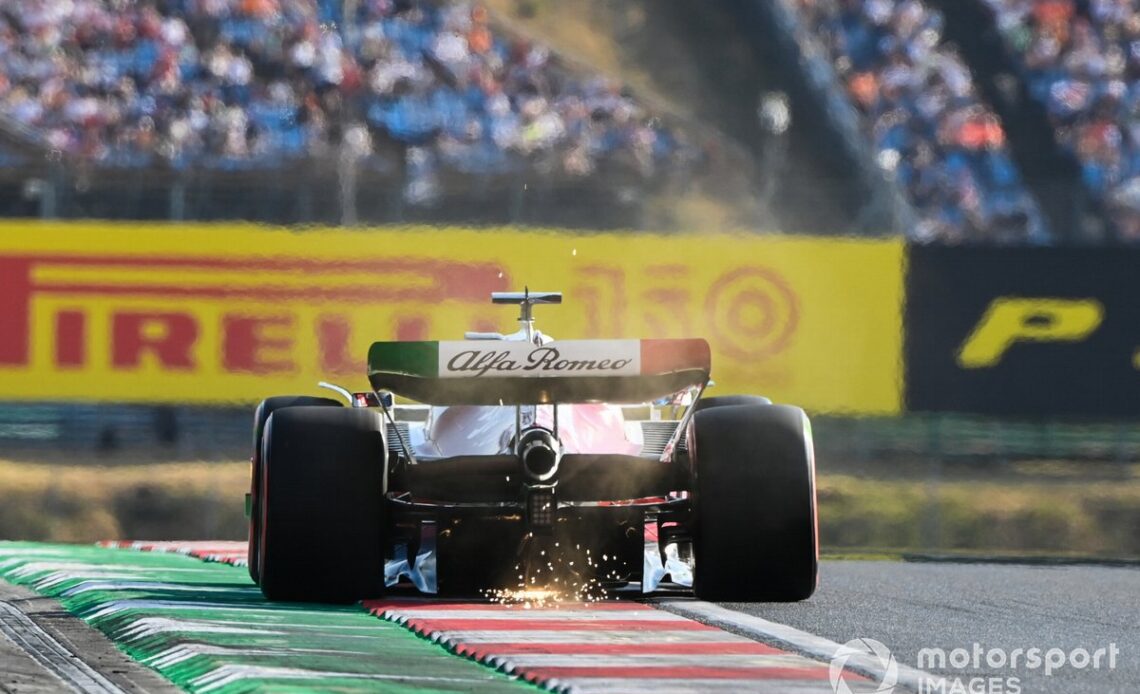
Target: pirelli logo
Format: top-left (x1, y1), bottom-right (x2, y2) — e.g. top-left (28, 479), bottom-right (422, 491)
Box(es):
top-left (0, 250), bottom-right (509, 402)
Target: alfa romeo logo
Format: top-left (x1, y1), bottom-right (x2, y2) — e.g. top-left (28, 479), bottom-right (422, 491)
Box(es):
top-left (830, 637), bottom-right (899, 694)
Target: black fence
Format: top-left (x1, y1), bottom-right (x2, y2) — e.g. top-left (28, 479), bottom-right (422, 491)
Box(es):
top-left (2, 402), bottom-right (1139, 466)
top-left (0, 403), bottom-right (251, 462)
top-left (0, 158), bottom-right (660, 231)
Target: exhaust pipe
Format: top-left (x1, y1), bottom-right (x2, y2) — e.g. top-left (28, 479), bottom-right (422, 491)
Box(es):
top-left (518, 428), bottom-right (561, 483)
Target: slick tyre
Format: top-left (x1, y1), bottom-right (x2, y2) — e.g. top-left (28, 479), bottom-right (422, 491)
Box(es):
top-left (248, 396), bottom-right (342, 585)
top-left (689, 404), bottom-right (818, 601)
top-left (258, 407), bottom-right (388, 603)
top-left (691, 395), bottom-right (772, 413)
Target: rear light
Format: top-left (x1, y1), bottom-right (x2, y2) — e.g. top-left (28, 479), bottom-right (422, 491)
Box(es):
top-left (526, 487), bottom-right (556, 529)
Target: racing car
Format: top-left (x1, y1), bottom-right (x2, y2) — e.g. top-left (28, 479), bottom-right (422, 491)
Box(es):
top-left (246, 291), bottom-right (818, 603)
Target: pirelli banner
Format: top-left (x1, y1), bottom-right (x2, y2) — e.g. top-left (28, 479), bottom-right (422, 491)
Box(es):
top-left (0, 223), bottom-right (904, 414)
top-left (905, 246), bottom-right (1140, 417)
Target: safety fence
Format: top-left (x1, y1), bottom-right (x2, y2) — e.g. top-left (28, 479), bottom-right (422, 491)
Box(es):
top-left (2, 403), bottom-right (1138, 464)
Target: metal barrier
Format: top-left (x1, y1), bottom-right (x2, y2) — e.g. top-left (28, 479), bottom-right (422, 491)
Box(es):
top-left (0, 403), bottom-right (250, 461)
top-left (1, 403), bottom-right (1136, 464)
top-left (813, 415), bottom-right (1140, 465)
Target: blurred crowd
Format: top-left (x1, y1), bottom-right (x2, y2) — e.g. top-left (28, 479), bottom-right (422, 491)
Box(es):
top-left (349, 0), bottom-right (684, 202)
top-left (795, 0), bottom-right (1049, 243)
top-left (983, 0), bottom-right (1140, 240)
top-left (0, 0), bottom-right (685, 203)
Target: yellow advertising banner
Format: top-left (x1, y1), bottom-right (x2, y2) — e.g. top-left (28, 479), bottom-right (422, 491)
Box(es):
top-left (0, 222), bottom-right (903, 413)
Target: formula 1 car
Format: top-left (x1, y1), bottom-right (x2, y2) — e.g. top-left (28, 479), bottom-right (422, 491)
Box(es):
top-left (246, 291), bottom-right (817, 603)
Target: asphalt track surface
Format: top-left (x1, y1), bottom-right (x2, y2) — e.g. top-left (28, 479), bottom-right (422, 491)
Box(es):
top-left (0, 544), bottom-right (1136, 694)
top-left (709, 560), bottom-right (1140, 694)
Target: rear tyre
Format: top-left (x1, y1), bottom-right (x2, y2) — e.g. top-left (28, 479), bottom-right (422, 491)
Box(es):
top-left (258, 407), bottom-right (388, 603)
top-left (691, 394), bottom-right (772, 413)
top-left (689, 403), bottom-right (817, 601)
top-left (248, 396), bottom-right (342, 584)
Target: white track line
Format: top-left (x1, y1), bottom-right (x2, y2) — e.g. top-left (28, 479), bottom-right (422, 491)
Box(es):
top-left (565, 679), bottom-right (839, 694)
top-left (390, 608), bottom-right (687, 621)
top-left (473, 653), bottom-right (817, 668)
top-left (657, 600), bottom-right (938, 693)
top-left (410, 628), bottom-right (752, 644)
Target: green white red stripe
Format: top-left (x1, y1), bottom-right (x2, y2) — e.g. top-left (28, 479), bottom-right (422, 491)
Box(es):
top-left (369, 339), bottom-right (711, 379)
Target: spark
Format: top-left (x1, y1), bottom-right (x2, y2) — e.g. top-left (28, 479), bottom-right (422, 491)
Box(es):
top-left (484, 587), bottom-right (562, 609)
top-left (481, 544), bottom-right (613, 608)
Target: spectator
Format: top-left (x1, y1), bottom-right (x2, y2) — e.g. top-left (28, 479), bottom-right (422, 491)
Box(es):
top-left (796, 0), bottom-right (1049, 243)
top-left (0, 0), bottom-right (689, 205)
top-left (983, 0), bottom-right (1140, 240)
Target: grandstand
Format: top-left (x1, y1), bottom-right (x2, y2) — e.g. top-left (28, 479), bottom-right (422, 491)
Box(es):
top-left (977, 0), bottom-right (1140, 241)
top-left (0, 0), bottom-right (1132, 241)
top-left (0, 0), bottom-right (702, 227)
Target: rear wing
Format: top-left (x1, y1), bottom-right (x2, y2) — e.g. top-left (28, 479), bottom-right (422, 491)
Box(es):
top-left (368, 339), bottom-right (710, 405)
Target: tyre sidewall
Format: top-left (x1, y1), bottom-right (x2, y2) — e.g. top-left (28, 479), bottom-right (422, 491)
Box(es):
top-left (258, 406), bottom-right (386, 603)
top-left (248, 395), bottom-right (341, 584)
top-left (689, 403), bottom-right (818, 601)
